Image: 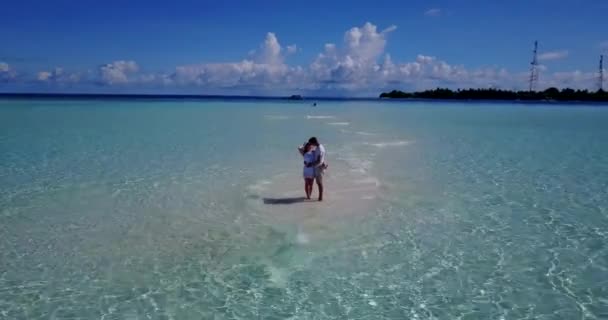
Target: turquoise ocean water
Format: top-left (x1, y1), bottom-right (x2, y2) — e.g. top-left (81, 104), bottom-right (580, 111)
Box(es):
top-left (1, 98), bottom-right (607, 319)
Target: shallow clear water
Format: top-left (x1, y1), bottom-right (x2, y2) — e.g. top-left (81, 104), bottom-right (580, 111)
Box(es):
top-left (1, 99), bottom-right (607, 319)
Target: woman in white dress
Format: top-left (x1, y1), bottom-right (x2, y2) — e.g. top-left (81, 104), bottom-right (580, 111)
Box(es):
top-left (298, 142), bottom-right (316, 199)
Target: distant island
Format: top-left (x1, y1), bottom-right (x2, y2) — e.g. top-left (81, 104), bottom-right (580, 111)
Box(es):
top-left (380, 88), bottom-right (608, 102)
top-left (287, 94), bottom-right (304, 100)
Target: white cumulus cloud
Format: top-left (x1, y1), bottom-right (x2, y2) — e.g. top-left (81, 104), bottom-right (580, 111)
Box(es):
top-left (538, 50), bottom-right (569, 61)
top-left (0, 62), bottom-right (17, 82)
top-left (158, 22), bottom-right (570, 94)
top-left (2, 22), bottom-right (600, 94)
top-left (168, 31), bottom-right (301, 93)
top-left (99, 60), bottom-right (139, 85)
top-left (38, 68), bottom-right (63, 81)
top-left (306, 22), bottom-right (397, 91)
top-left (425, 8), bottom-right (442, 17)
top-left (344, 23), bottom-right (396, 63)
top-left (286, 44), bottom-right (298, 54)
top-left (540, 70), bottom-right (596, 89)
top-left (416, 55), bottom-right (436, 64)
top-left (254, 32), bottom-right (284, 65)
top-left (37, 67), bottom-right (83, 84)
top-left (37, 71), bottom-right (52, 81)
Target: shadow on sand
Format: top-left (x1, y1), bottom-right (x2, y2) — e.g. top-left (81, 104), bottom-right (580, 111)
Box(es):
top-left (263, 197), bottom-right (308, 205)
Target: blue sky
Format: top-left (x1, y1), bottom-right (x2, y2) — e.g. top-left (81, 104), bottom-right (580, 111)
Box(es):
top-left (1, 0), bottom-right (607, 96)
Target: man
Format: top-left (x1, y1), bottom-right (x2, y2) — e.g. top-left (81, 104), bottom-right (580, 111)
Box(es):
top-left (308, 137), bottom-right (327, 201)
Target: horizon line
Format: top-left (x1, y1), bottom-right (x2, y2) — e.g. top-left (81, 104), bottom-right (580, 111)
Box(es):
top-left (0, 92), bottom-right (380, 100)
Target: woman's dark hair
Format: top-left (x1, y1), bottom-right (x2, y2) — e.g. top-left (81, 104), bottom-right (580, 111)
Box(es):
top-left (304, 142), bottom-right (312, 152)
top-left (308, 137), bottom-right (319, 145)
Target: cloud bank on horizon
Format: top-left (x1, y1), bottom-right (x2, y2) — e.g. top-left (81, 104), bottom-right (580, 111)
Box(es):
top-left (1, 22), bottom-right (603, 96)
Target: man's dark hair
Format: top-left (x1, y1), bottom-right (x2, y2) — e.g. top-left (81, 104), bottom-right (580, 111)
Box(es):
top-left (308, 137), bottom-right (319, 146)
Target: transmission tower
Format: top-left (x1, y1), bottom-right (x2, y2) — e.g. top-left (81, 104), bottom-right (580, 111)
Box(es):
top-left (600, 55), bottom-right (604, 92)
top-left (529, 41), bottom-right (539, 92)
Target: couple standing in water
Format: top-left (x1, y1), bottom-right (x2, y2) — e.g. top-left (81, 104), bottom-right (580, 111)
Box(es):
top-left (298, 137), bottom-right (327, 201)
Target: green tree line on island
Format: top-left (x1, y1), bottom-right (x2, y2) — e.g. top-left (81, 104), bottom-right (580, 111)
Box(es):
top-left (379, 88), bottom-right (608, 101)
